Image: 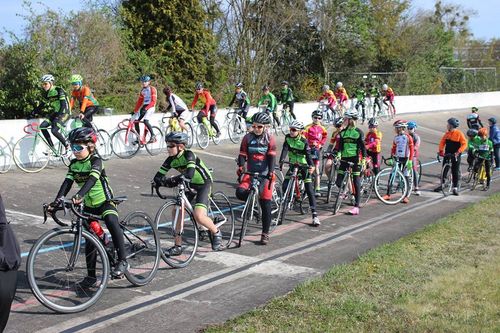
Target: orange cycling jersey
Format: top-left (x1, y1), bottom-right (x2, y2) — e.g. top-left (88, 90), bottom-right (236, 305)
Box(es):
top-left (317, 90), bottom-right (337, 103)
top-left (384, 87), bottom-right (395, 97)
top-left (365, 130), bottom-right (382, 153)
top-left (438, 129), bottom-right (467, 155)
top-left (335, 87), bottom-right (349, 100)
top-left (191, 89), bottom-right (216, 113)
top-left (70, 85), bottom-right (98, 112)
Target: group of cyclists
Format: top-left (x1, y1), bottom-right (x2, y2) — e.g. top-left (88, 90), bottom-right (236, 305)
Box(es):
top-left (30, 73), bottom-right (497, 284)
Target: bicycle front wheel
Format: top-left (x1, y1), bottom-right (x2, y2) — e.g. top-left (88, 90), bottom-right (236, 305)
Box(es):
top-left (185, 123), bottom-right (194, 149)
top-left (96, 129), bottom-right (112, 160)
top-left (196, 123), bottom-right (209, 149)
top-left (155, 201), bottom-right (198, 268)
top-left (212, 120), bottom-right (222, 145)
top-left (13, 135), bottom-right (49, 173)
top-left (122, 211), bottom-right (161, 286)
top-left (280, 112), bottom-right (291, 135)
top-left (26, 228), bottom-right (109, 313)
top-left (210, 191), bottom-right (236, 249)
top-left (374, 167), bottom-right (407, 204)
top-left (359, 169), bottom-right (374, 207)
top-left (0, 136), bottom-right (12, 173)
top-left (326, 162), bottom-right (338, 204)
top-left (333, 173), bottom-right (349, 214)
top-left (111, 128), bottom-right (140, 159)
top-left (440, 164), bottom-right (453, 196)
top-left (145, 126), bottom-right (165, 156)
top-left (228, 118), bottom-right (245, 144)
top-left (239, 191), bottom-right (257, 247)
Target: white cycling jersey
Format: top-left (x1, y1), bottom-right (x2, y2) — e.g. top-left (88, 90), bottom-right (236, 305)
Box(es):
top-left (393, 133), bottom-right (412, 158)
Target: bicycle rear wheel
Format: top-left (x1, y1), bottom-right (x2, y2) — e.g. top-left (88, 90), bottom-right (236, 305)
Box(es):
top-left (440, 164), bottom-right (453, 196)
top-left (13, 135), bottom-right (50, 173)
top-left (210, 192), bottom-right (236, 249)
top-left (0, 136), bottom-right (12, 173)
top-left (374, 168), bottom-right (407, 204)
top-left (333, 173), bottom-right (348, 214)
top-left (122, 211), bottom-right (160, 286)
top-left (155, 201), bottom-right (198, 268)
top-left (111, 128), bottom-right (140, 159)
top-left (326, 161), bottom-right (338, 204)
top-left (239, 192), bottom-right (257, 247)
top-left (26, 229), bottom-right (109, 313)
top-left (228, 117), bottom-right (245, 144)
top-left (96, 129), bottom-right (112, 160)
top-left (212, 120), bottom-right (222, 145)
top-left (196, 123), bottom-right (209, 149)
top-left (145, 126), bottom-right (165, 156)
top-left (359, 169), bottom-right (374, 207)
top-left (280, 112), bottom-right (291, 135)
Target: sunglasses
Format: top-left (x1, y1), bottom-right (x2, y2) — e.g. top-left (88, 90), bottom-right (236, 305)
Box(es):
top-left (313, 116), bottom-right (322, 120)
top-left (252, 125), bottom-right (264, 129)
top-left (167, 144), bottom-right (177, 148)
top-left (289, 128), bottom-right (300, 132)
top-left (71, 144), bottom-right (87, 152)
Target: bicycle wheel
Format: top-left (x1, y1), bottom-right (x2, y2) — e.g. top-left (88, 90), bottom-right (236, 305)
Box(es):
top-left (440, 164), bottom-right (453, 196)
top-left (326, 162), bottom-right (338, 204)
top-left (210, 191), bottom-right (235, 249)
top-left (155, 201), bottom-right (198, 268)
top-left (299, 193), bottom-right (310, 215)
top-left (95, 129), bottom-right (112, 161)
top-left (379, 105), bottom-right (391, 122)
top-left (122, 211), bottom-right (160, 286)
top-left (13, 135), bottom-right (50, 173)
top-left (228, 117), bottom-right (245, 144)
top-left (196, 123), bottom-right (209, 149)
top-left (333, 173), bottom-right (349, 214)
top-left (26, 229), bottom-right (109, 313)
top-left (185, 123), bottom-right (194, 149)
top-left (0, 136), bottom-right (12, 173)
top-left (269, 180), bottom-right (283, 233)
top-left (359, 169), bottom-right (374, 207)
top-left (374, 167), bottom-right (407, 204)
top-left (276, 178), bottom-right (294, 225)
top-left (145, 126), bottom-right (165, 156)
top-left (55, 141), bottom-right (72, 167)
top-left (239, 191), bottom-right (257, 247)
top-left (210, 120), bottom-right (222, 145)
top-left (416, 159), bottom-right (422, 185)
top-left (280, 113), bottom-right (291, 135)
top-left (110, 128), bottom-right (140, 159)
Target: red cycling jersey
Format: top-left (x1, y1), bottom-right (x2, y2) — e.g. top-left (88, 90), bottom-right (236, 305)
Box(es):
top-left (191, 89), bottom-right (216, 115)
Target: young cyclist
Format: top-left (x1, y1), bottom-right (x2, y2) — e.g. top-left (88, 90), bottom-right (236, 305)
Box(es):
top-left (466, 107), bottom-right (483, 130)
top-left (133, 75), bottom-right (157, 143)
top-left (69, 74), bottom-right (99, 128)
top-left (236, 112), bottom-right (277, 245)
top-left (32, 74), bottom-right (71, 152)
top-left (191, 82), bottom-right (221, 136)
top-left (472, 128), bottom-right (494, 190)
top-left (407, 121), bottom-right (421, 195)
top-left (466, 128), bottom-right (479, 171)
top-left (383, 120), bottom-right (414, 203)
top-left (364, 118), bottom-right (382, 176)
top-left (435, 117), bottom-right (467, 195)
top-left (279, 120), bottom-right (320, 226)
top-left (324, 117), bottom-right (345, 177)
top-left (304, 110), bottom-right (328, 196)
top-left (334, 82), bottom-right (349, 111)
top-left (279, 81), bottom-right (296, 119)
top-left (49, 127), bottom-right (128, 285)
top-left (382, 84), bottom-right (396, 115)
top-left (228, 82), bottom-right (251, 120)
top-left (257, 85), bottom-right (279, 127)
top-left (488, 117), bottom-right (500, 170)
top-left (163, 86), bottom-right (190, 132)
top-left (351, 86), bottom-right (366, 124)
top-left (317, 85), bottom-right (337, 115)
top-left (153, 132), bottom-right (224, 254)
top-left (366, 83), bottom-right (381, 116)
top-left (335, 110), bottom-right (366, 216)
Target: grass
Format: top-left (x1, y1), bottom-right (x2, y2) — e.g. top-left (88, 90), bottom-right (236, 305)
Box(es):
top-left (204, 193), bottom-right (500, 333)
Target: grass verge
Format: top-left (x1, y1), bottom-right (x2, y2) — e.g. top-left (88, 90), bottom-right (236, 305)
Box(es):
top-left (205, 193), bottom-right (500, 332)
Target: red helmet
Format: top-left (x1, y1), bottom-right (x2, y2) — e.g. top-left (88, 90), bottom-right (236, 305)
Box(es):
top-left (393, 119), bottom-right (407, 128)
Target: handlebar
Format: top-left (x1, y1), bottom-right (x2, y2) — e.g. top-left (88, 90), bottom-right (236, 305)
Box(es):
top-left (150, 175), bottom-right (192, 200)
top-left (43, 200), bottom-right (87, 227)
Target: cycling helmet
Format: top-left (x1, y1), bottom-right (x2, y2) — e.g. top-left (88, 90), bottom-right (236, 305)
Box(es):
top-left (382, 84), bottom-right (388, 90)
top-left (368, 118), bottom-right (379, 128)
top-left (488, 117), bottom-right (496, 124)
top-left (311, 110), bottom-right (323, 118)
top-left (407, 121), bottom-right (417, 129)
top-left (140, 75), bottom-right (151, 82)
top-left (70, 74), bottom-right (83, 85)
top-left (447, 117), bottom-right (459, 128)
top-left (163, 86), bottom-right (172, 95)
top-left (471, 106), bottom-right (478, 112)
top-left (478, 128), bottom-right (488, 137)
top-left (281, 80), bottom-right (289, 85)
top-left (41, 74), bottom-right (55, 83)
top-left (235, 82), bottom-right (243, 88)
top-left (467, 113), bottom-right (478, 120)
top-left (195, 82), bottom-right (203, 90)
top-left (322, 84), bottom-right (330, 91)
top-left (68, 127), bottom-right (97, 144)
top-left (393, 119), bottom-right (408, 128)
top-left (466, 129), bottom-right (478, 137)
top-left (289, 120), bottom-right (305, 130)
top-left (165, 131), bottom-right (189, 145)
top-left (336, 82), bottom-right (343, 88)
top-left (335, 117), bottom-right (345, 127)
top-left (252, 112), bottom-right (271, 125)
top-left (344, 109), bottom-right (359, 120)
top-left (262, 85), bottom-right (270, 91)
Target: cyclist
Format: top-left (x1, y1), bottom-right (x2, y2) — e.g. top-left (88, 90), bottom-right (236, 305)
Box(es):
top-left (382, 84), bottom-right (396, 115)
top-left (334, 82), bottom-right (349, 111)
top-left (133, 75), bottom-right (157, 143)
top-left (49, 127), bottom-right (129, 285)
top-left (466, 128), bottom-right (479, 171)
top-left (192, 82), bottom-right (221, 137)
top-left (383, 120), bottom-right (414, 204)
top-left (366, 83), bottom-right (381, 115)
top-left (364, 118), bottom-right (382, 176)
top-left (487, 117), bottom-right (500, 170)
top-left (257, 85), bottom-right (279, 127)
top-left (228, 82), bottom-right (251, 121)
top-left (472, 128), bottom-right (493, 190)
top-left (335, 110), bottom-right (366, 216)
top-left (153, 132), bottom-right (224, 254)
top-left (163, 86), bottom-right (190, 132)
top-left (236, 112), bottom-right (277, 245)
top-left (317, 84), bottom-right (337, 115)
top-left (407, 121), bottom-right (421, 195)
top-left (434, 117), bottom-right (467, 195)
top-left (32, 74), bottom-right (71, 152)
top-left (304, 110), bottom-right (328, 196)
top-left (351, 85), bottom-right (366, 124)
top-left (279, 120), bottom-right (320, 226)
top-left (279, 81), bottom-right (296, 119)
top-left (466, 107), bottom-right (483, 130)
top-left (324, 117), bottom-right (345, 177)
top-left (69, 74), bottom-right (99, 128)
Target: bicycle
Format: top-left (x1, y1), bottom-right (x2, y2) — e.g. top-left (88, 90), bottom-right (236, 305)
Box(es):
top-left (193, 110), bottom-right (222, 149)
top-left (26, 198), bottom-right (160, 313)
top-left (280, 104), bottom-right (293, 135)
top-left (320, 152), bottom-right (340, 203)
top-left (437, 153), bottom-right (462, 196)
top-left (153, 176), bottom-right (235, 268)
top-left (223, 108), bottom-right (247, 144)
top-left (13, 122), bottom-right (72, 173)
top-left (160, 112), bottom-right (194, 149)
top-left (68, 117), bottom-right (112, 161)
top-left (373, 156), bottom-right (411, 205)
top-left (0, 136), bottom-right (12, 173)
top-left (110, 118), bottom-right (164, 159)
top-left (318, 101), bottom-right (333, 126)
top-left (469, 155), bottom-right (490, 191)
top-left (333, 159), bottom-right (374, 214)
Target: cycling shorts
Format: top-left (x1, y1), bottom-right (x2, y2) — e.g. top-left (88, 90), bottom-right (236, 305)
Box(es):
top-left (132, 106), bottom-right (155, 121)
top-left (284, 166), bottom-right (313, 184)
top-left (186, 181), bottom-right (211, 210)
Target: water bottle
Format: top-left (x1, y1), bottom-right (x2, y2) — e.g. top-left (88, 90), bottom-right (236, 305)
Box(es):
top-left (89, 221), bottom-right (109, 245)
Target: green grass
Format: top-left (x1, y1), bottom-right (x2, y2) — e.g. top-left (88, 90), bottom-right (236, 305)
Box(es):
top-left (205, 193), bottom-right (500, 333)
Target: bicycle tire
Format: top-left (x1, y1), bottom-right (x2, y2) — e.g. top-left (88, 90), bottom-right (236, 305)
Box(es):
top-left (185, 122), bottom-right (194, 149)
top-left (26, 228), bottom-right (109, 313)
top-left (122, 211), bottom-right (161, 286)
top-left (210, 191), bottom-right (236, 249)
top-left (270, 179), bottom-right (283, 233)
top-left (228, 117), bottom-right (245, 144)
top-left (276, 177), bottom-right (295, 225)
top-left (374, 167), bottom-right (407, 204)
top-left (0, 136), bottom-right (12, 173)
top-left (145, 126), bottom-right (165, 156)
top-left (13, 135), bottom-right (50, 173)
top-left (239, 191), bottom-right (257, 247)
top-left (326, 161), bottom-right (338, 204)
top-left (56, 141), bottom-right (72, 167)
top-left (333, 173), bottom-right (349, 214)
top-left (212, 120), bottom-right (222, 145)
top-left (280, 112), bottom-right (291, 135)
top-left (155, 200), bottom-right (198, 268)
top-left (196, 123), bottom-right (209, 149)
top-left (359, 168), bottom-right (374, 207)
top-left (440, 164), bottom-right (453, 196)
top-left (110, 128), bottom-right (140, 159)
top-left (417, 159), bottom-right (422, 185)
top-left (96, 129), bottom-right (112, 160)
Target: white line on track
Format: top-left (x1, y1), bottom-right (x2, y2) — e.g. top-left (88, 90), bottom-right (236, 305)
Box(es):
top-left (5, 209), bottom-right (44, 221)
top-left (191, 149), bottom-right (236, 160)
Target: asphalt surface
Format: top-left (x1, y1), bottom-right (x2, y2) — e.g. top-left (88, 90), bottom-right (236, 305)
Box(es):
top-left (2, 106), bottom-right (499, 333)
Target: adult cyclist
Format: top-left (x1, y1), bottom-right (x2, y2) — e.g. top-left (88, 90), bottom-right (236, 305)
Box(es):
top-left (466, 107), bottom-right (483, 130)
top-left (163, 85), bottom-right (190, 132)
top-left (334, 82), bottom-right (349, 112)
top-left (317, 85), bottom-right (337, 119)
top-left (191, 82), bottom-right (221, 137)
top-left (257, 85), bottom-right (279, 127)
top-left (69, 74), bottom-right (99, 128)
top-left (133, 75), bottom-right (157, 143)
top-left (382, 84), bottom-right (396, 115)
top-left (228, 82), bottom-right (251, 121)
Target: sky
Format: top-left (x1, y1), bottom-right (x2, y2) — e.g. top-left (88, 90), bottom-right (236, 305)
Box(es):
top-left (0, 0), bottom-right (498, 43)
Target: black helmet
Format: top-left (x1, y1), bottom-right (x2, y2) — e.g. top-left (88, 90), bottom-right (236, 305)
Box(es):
top-left (195, 82), bottom-right (203, 90)
top-left (262, 85), bottom-right (270, 91)
top-left (466, 129), bottom-right (478, 137)
top-left (447, 117), bottom-right (459, 128)
top-left (235, 82), bottom-right (243, 88)
top-left (68, 127), bottom-right (97, 144)
top-left (281, 80), bottom-right (289, 85)
top-left (311, 110), bottom-right (322, 118)
top-left (488, 117), bottom-right (496, 124)
top-left (335, 117), bottom-right (345, 127)
top-left (252, 112), bottom-right (271, 125)
top-left (165, 132), bottom-right (189, 145)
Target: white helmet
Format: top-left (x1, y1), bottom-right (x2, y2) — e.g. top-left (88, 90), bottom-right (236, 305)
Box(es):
top-left (41, 74), bottom-right (55, 83)
top-left (382, 84), bottom-right (388, 91)
top-left (289, 120), bottom-right (305, 130)
top-left (344, 109), bottom-right (359, 120)
top-left (322, 84), bottom-right (329, 91)
top-left (336, 82), bottom-right (343, 88)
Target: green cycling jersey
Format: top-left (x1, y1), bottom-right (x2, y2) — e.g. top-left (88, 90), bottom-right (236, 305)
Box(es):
top-left (280, 87), bottom-right (294, 103)
top-left (470, 136), bottom-right (493, 160)
top-left (257, 93), bottom-right (277, 112)
top-left (279, 134), bottom-right (313, 166)
top-left (353, 88), bottom-right (366, 101)
top-left (339, 126), bottom-right (366, 159)
top-left (158, 150), bottom-right (212, 185)
top-left (36, 85), bottom-right (70, 116)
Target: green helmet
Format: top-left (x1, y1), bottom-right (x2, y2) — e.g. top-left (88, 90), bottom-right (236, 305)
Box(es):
top-left (70, 74), bottom-right (83, 85)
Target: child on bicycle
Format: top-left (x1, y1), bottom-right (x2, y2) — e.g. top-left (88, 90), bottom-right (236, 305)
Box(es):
top-left (133, 75), bottom-right (157, 143)
top-left (279, 81), bottom-right (296, 120)
top-left (472, 128), bottom-right (493, 190)
top-left (364, 118), bottom-right (382, 176)
top-left (434, 118), bottom-right (467, 195)
top-left (466, 128), bottom-right (479, 171)
top-left (280, 120), bottom-right (320, 226)
top-left (69, 74), bottom-right (99, 128)
top-left (407, 121), bottom-right (421, 195)
top-left (228, 82), bottom-right (251, 120)
top-left (317, 85), bottom-right (337, 115)
top-left (153, 132), bottom-right (224, 254)
top-left (383, 120), bottom-right (414, 204)
top-left (324, 117), bottom-right (345, 178)
top-left (335, 110), bottom-right (366, 216)
top-left (236, 112), bottom-right (277, 245)
top-left (49, 127), bottom-right (129, 286)
top-left (466, 107), bottom-right (483, 130)
top-left (334, 82), bottom-right (349, 111)
top-left (304, 110), bottom-right (328, 196)
top-left (163, 86), bottom-right (190, 132)
top-left (257, 85), bottom-right (280, 127)
top-left (191, 82), bottom-right (221, 137)
top-left (351, 86), bottom-right (366, 124)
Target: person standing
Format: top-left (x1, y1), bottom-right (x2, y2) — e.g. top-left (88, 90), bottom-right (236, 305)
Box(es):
top-left (488, 117), bottom-right (500, 170)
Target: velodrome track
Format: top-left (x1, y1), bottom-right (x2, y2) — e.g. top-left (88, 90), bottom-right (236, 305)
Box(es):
top-left (2, 106), bottom-right (499, 333)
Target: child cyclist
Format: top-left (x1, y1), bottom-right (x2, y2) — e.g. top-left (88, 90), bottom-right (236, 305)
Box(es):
top-left (364, 118), bottom-right (382, 176)
top-left (466, 107), bottom-right (483, 130)
top-left (133, 75), bottom-right (157, 143)
top-left (163, 85), bottom-right (190, 132)
top-left (49, 127), bottom-right (129, 286)
top-left (324, 117), bottom-right (345, 177)
top-left (472, 128), bottom-right (494, 190)
top-left (407, 121), bottom-right (421, 195)
top-left (304, 110), bottom-right (328, 196)
top-left (191, 82), bottom-right (221, 137)
top-left (279, 120), bottom-right (320, 226)
top-left (466, 128), bottom-right (479, 172)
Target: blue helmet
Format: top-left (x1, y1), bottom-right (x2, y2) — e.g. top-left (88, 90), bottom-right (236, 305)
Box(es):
top-left (488, 117), bottom-right (496, 124)
top-left (407, 121), bottom-right (417, 129)
top-left (140, 75), bottom-right (151, 82)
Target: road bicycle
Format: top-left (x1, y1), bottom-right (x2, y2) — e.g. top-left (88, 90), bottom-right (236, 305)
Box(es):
top-left (222, 108), bottom-right (247, 144)
top-left (26, 198), bottom-right (160, 313)
top-left (437, 153), bottom-right (462, 196)
top-left (469, 156), bottom-right (491, 191)
top-left (110, 118), bottom-right (164, 159)
top-left (160, 112), bottom-right (194, 149)
top-left (318, 101), bottom-right (334, 126)
top-left (373, 156), bottom-right (411, 205)
top-left (320, 152), bottom-right (340, 203)
top-left (193, 110), bottom-right (222, 149)
top-left (69, 117), bottom-right (112, 161)
top-left (279, 104), bottom-right (293, 135)
top-left (13, 122), bottom-right (72, 173)
top-left (333, 159), bottom-right (374, 214)
top-left (0, 136), bottom-right (12, 173)
top-left (153, 177), bottom-right (235, 268)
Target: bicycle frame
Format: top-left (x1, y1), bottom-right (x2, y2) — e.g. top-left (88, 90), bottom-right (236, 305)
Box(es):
top-left (23, 123), bottom-right (66, 156)
top-left (119, 119), bottom-right (150, 145)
